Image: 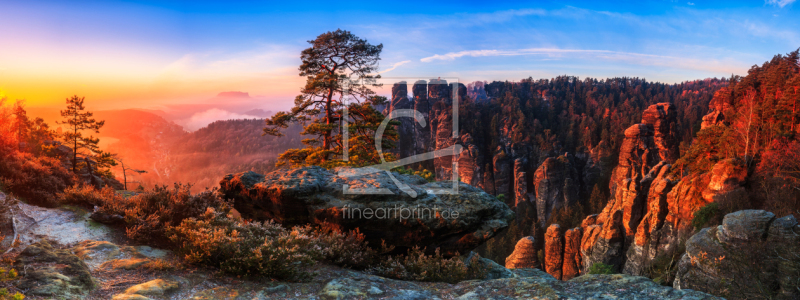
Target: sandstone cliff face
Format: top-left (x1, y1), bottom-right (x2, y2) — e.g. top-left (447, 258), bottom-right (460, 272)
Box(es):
top-left (641, 103), bottom-right (679, 163)
top-left (583, 210), bottom-right (626, 273)
top-left (562, 227), bottom-right (583, 280)
top-left (575, 103), bottom-right (686, 275)
top-left (624, 163), bottom-right (677, 275)
top-left (674, 210), bottom-right (800, 299)
top-left (700, 87), bottom-right (734, 130)
top-left (505, 236), bottom-right (539, 269)
top-left (533, 156), bottom-right (578, 226)
top-left (219, 166), bottom-right (514, 256)
top-left (457, 133), bottom-right (483, 189)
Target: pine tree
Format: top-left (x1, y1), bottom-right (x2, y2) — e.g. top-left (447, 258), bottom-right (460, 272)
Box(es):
top-left (58, 95), bottom-right (116, 176)
top-left (264, 29), bottom-right (395, 168)
top-left (12, 100), bottom-right (30, 150)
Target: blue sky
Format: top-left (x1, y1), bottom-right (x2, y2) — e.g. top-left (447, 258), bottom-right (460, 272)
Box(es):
top-left (0, 0), bottom-right (798, 112)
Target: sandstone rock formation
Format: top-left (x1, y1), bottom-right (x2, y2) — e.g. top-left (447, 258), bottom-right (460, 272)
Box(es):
top-left (457, 133), bottom-right (483, 189)
top-left (513, 158), bottom-right (529, 208)
top-left (219, 166), bottom-right (515, 256)
top-left (583, 210), bottom-right (626, 273)
top-left (674, 210), bottom-right (800, 299)
top-left (544, 224), bottom-right (564, 280)
top-left (505, 236), bottom-right (539, 269)
top-left (388, 82), bottom-right (415, 160)
top-left (562, 227), bottom-right (583, 280)
top-left (578, 103), bottom-right (685, 275)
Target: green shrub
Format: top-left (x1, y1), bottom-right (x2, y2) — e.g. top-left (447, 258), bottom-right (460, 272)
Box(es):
top-left (369, 247), bottom-right (486, 283)
top-left (588, 262), bottom-right (616, 275)
top-left (692, 202), bottom-right (719, 230)
top-left (393, 167), bottom-right (434, 182)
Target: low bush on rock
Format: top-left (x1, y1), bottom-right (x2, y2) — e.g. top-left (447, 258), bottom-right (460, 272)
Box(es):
top-left (88, 183), bottom-right (229, 245)
top-left (167, 208), bottom-right (323, 281)
top-left (368, 247), bottom-right (486, 283)
top-left (58, 184), bottom-right (120, 208)
top-left (588, 262), bottom-right (616, 275)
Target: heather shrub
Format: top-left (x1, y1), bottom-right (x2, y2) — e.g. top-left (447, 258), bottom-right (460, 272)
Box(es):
top-left (368, 246), bottom-right (486, 283)
top-left (93, 183), bottom-right (229, 245)
top-left (0, 151), bottom-right (73, 207)
top-left (167, 208), bottom-right (323, 281)
top-left (313, 225), bottom-right (385, 269)
top-left (58, 184), bottom-right (121, 208)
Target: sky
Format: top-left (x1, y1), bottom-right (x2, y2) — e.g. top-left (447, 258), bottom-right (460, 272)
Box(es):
top-left (0, 0), bottom-right (798, 120)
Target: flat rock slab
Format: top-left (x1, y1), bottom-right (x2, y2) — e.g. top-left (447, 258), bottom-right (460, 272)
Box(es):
top-left (15, 202), bottom-right (114, 247)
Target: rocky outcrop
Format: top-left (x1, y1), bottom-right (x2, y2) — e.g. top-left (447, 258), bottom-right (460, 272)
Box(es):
top-left (533, 156), bottom-right (578, 226)
top-left (505, 236), bottom-right (539, 269)
top-left (219, 166), bottom-right (514, 256)
top-left (544, 224), bottom-right (564, 280)
top-left (319, 266), bottom-right (721, 300)
top-left (674, 210), bottom-right (800, 299)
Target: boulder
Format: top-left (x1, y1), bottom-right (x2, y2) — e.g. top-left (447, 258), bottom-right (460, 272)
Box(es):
top-left (674, 210), bottom-right (800, 299)
top-left (219, 166), bottom-right (514, 256)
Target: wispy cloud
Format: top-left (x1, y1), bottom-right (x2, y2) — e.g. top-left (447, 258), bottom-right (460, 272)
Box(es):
top-left (766, 0), bottom-right (796, 8)
top-left (379, 60), bottom-right (411, 74)
top-left (420, 48), bottom-right (745, 74)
